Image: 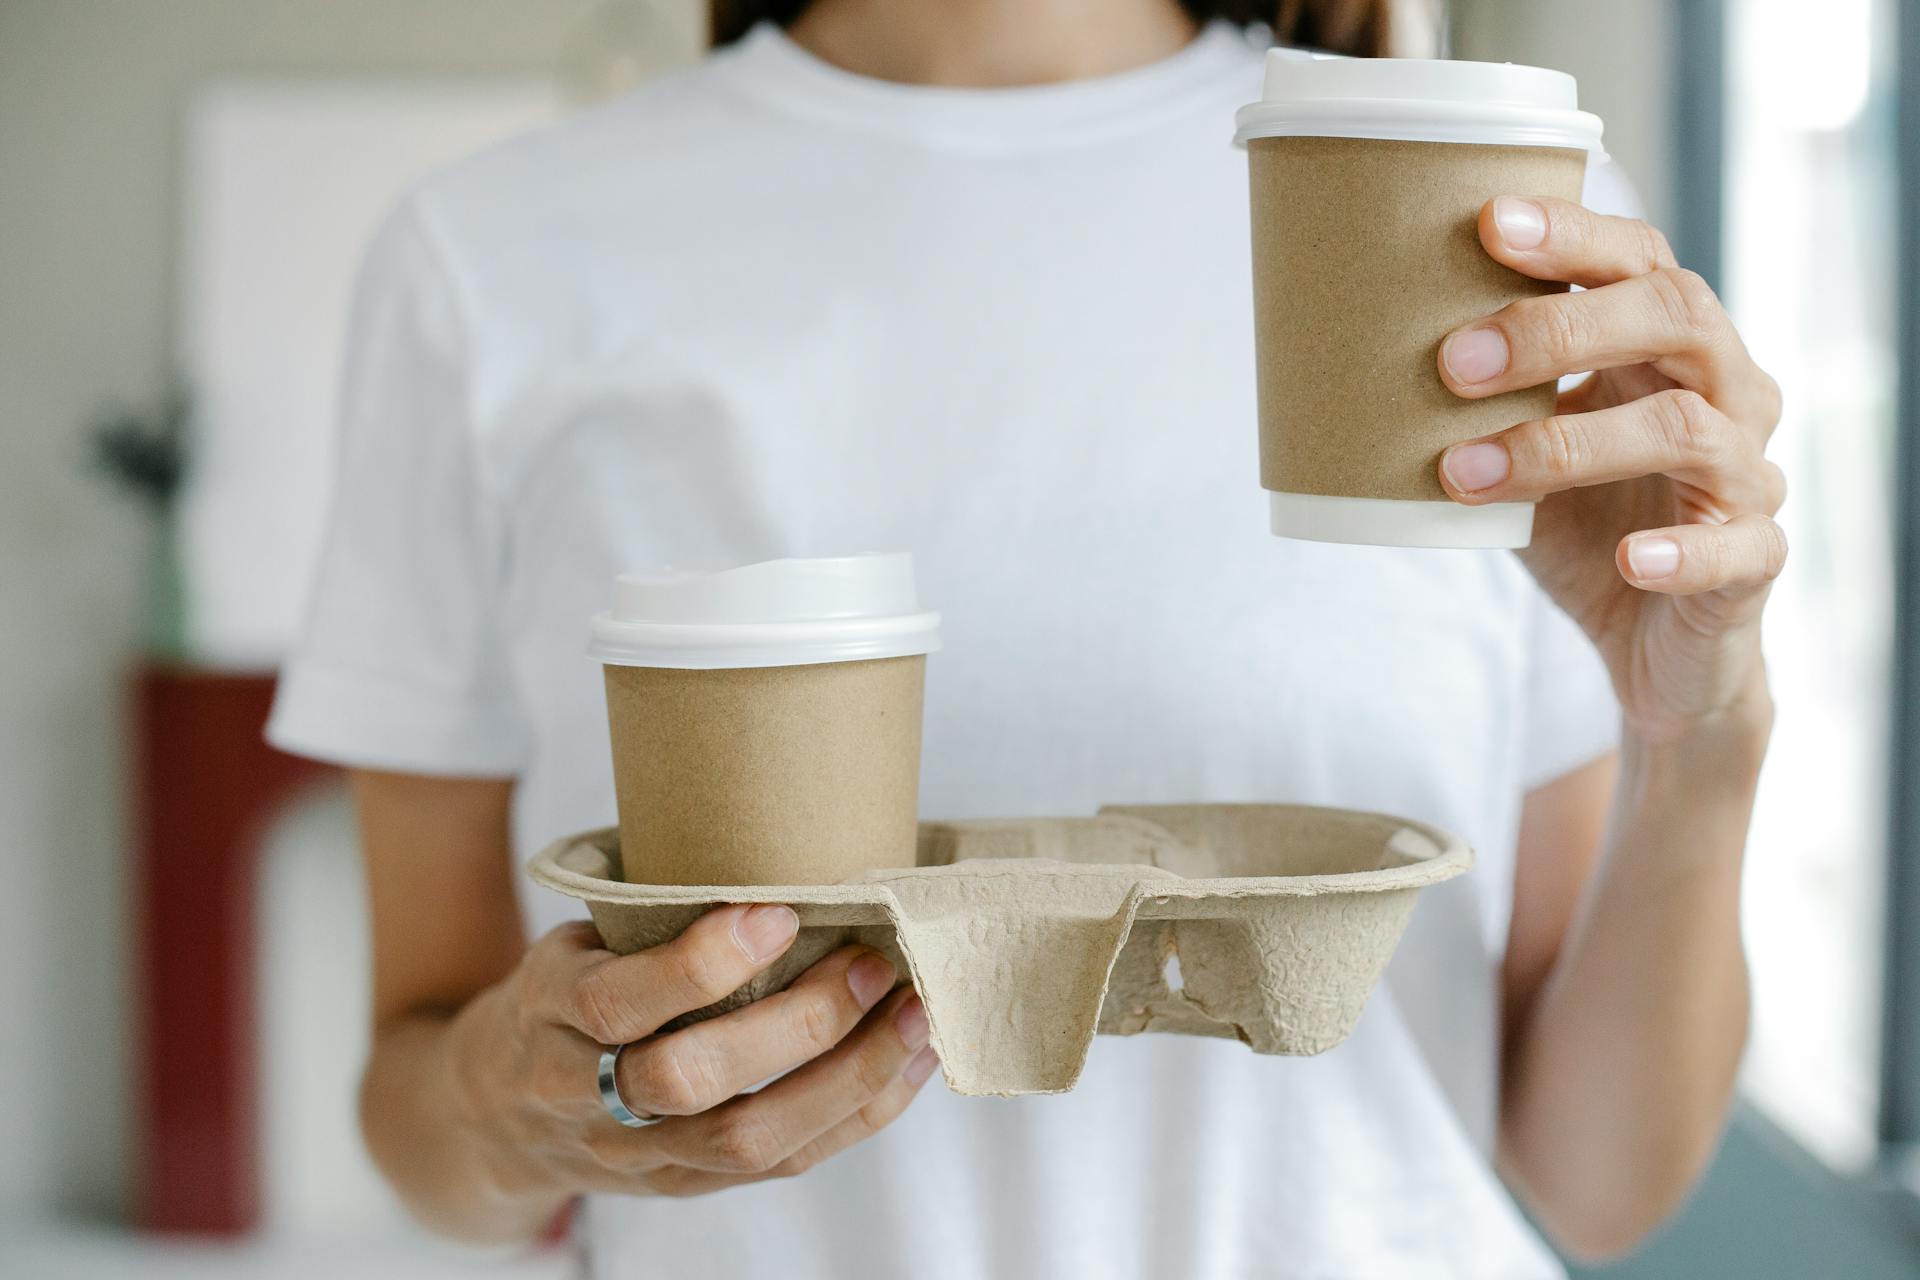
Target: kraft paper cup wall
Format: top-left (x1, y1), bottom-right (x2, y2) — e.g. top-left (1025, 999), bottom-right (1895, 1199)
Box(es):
top-left (1235, 51), bottom-right (1604, 550)
top-left (589, 553), bottom-right (941, 887)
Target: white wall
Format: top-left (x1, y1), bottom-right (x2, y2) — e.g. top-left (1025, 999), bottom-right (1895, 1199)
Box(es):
top-left (179, 80), bottom-right (559, 663)
top-left (1453, 0), bottom-right (1677, 233)
top-left (0, 0), bottom-right (698, 1222)
top-left (254, 788), bottom-right (402, 1234)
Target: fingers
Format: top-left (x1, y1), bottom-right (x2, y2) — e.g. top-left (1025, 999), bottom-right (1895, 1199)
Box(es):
top-left (1438, 268), bottom-right (1744, 409)
top-left (1453, 197), bottom-right (1782, 430)
top-left (613, 946), bottom-right (898, 1118)
top-left (536, 904), bottom-right (800, 1046)
top-left (1616, 514), bottom-right (1789, 597)
top-left (774, 1042), bottom-right (940, 1173)
top-left (647, 987), bottom-right (933, 1177)
top-left (651, 1046), bottom-right (940, 1198)
top-left (1439, 389), bottom-right (1785, 514)
top-left (1476, 195), bottom-right (1677, 289)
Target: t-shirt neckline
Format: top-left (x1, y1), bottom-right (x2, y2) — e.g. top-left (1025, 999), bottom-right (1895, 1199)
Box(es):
top-left (710, 19), bottom-right (1259, 152)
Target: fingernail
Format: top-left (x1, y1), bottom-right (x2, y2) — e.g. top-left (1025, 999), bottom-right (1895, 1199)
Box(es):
top-left (1627, 536), bottom-right (1682, 580)
top-left (894, 994), bottom-right (929, 1050)
top-left (732, 904), bottom-right (798, 962)
top-left (1493, 197), bottom-right (1548, 250)
top-left (847, 952), bottom-right (896, 1009)
top-left (1442, 441), bottom-right (1511, 493)
top-left (904, 1046), bottom-right (939, 1086)
top-left (1442, 328), bottom-right (1510, 385)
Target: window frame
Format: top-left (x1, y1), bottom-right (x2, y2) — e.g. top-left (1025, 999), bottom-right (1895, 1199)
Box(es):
top-left (1883, 0), bottom-right (1920, 1172)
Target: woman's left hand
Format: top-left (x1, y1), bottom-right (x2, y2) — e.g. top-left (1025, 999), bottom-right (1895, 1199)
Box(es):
top-left (1434, 196), bottom-right (1787, 745)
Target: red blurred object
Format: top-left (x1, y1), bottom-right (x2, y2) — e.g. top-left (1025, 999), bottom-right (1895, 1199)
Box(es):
top-left (131, 664), bottom-right (336, 1235)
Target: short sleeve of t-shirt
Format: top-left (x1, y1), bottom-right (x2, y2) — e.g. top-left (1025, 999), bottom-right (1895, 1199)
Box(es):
top-left (266, 196), bottom-right (529, 775)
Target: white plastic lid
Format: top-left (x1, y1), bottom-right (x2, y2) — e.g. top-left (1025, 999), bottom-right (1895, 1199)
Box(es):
top-left (1234, 48), bottom-right (1604, 152)
top-left (589, 553), bottom-right (941, 670)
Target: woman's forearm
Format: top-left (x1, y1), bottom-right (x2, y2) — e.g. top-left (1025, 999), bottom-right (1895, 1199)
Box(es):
top-left (360, 1003), bottom-right (569, 1246)
top-left (1499, 690), bottom-right (1771, 1259)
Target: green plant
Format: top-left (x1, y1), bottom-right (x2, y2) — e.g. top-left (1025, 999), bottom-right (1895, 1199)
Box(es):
top-left (90, 386), bottom-right (192, 514)
top-left (88, 387), bottom-right (193, 657)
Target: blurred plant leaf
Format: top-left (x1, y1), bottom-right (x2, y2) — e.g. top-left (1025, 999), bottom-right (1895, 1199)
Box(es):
top-left (90, 387), bottom-right (192, 513)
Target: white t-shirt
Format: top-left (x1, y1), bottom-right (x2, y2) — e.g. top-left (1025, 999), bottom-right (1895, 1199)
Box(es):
top-left (269, 21), bottom-right (1627, 1279)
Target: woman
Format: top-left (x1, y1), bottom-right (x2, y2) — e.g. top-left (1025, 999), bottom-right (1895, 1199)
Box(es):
top-left (268, 0), bottom-right (1785, 1275)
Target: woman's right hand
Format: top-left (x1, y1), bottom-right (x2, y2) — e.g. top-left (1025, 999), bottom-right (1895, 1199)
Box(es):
top-left (444, 905), bottom-right (937, 1201)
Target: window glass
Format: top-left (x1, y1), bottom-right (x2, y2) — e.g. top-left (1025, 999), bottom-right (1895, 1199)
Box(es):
top-left (1726, 0), bottom-right (1898, 1169)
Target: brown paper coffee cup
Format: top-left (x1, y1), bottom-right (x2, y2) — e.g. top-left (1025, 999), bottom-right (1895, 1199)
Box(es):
top-left (1235, 51), bottom-right (1604, 548)
top-left (605, 656), bottom-right (925, 886)
top-left (590, 554), bottom-right (940, 887)
top-left (1250, 137), bottom-right (1587, 497)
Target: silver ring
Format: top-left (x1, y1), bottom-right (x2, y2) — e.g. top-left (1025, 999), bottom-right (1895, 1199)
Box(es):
top-left (598, 1043), bottom-right (663, 1128)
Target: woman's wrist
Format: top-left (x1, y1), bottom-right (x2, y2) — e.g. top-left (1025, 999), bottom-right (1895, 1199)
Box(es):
top-left (442, 988), bottom-right (578, 1216)
top-left (1630, 676), bottom-right (1772, 777)
top-left (365, 995), bottom-right (571, 1243)
top-left (1616, 672), bottom-right (1773, 842)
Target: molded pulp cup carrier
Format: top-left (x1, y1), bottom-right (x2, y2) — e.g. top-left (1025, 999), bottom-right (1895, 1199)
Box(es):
top-left (532, 805), bottom-right (1475, 1096)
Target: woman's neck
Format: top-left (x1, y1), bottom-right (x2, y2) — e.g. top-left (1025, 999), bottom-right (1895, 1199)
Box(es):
top-left (785, 0), bottom-right (1201, 88)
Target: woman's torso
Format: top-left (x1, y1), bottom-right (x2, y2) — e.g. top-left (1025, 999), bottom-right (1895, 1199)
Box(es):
top-left (418, 23), bottom-right (1607, 1277)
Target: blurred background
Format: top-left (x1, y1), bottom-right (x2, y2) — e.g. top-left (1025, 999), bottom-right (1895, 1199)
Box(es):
top-left (1, 0), bottom-right (1916, 1276)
